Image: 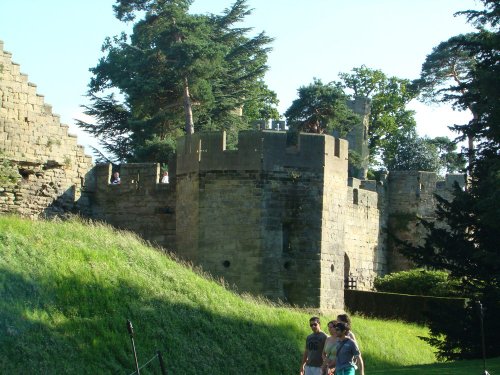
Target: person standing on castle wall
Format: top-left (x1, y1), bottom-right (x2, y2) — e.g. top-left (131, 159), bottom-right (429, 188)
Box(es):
top-left (300, 317), bottom-right (328, 375)
top-left (161, 170), bottom-right (169, 183)
top-left (337, 314), bottom-right (364, 375)
top-left (110, 171), bottom-right (121, 184)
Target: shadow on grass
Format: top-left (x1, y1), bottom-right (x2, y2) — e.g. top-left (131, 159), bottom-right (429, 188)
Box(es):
top-left (0, 264), bottom-right (410, 374)
top-left (0, 265), bottom-right (293, 374)
top-left (369, 356), bottom-right (500, 375)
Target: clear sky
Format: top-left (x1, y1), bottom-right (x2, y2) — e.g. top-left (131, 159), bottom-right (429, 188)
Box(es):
top-left (0, 0), bottom-right (479, 156)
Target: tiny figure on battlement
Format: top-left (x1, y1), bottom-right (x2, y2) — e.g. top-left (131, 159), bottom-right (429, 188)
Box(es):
top-left (161, 170), bottom-right (169, 184)
top-left (110, 171), bottom-right (121, 184)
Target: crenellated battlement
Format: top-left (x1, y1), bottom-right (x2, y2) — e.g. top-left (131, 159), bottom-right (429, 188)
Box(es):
top-left (436, 173), bottom-right (466, 191)
top-left (92, 163), bottom-right (172, 191)
top-left (347, 177), bottom-right (380, 208)
top-left (176, 130), bottom-right (349, 175)
top-left (388, 170), bottom-right (466, 196)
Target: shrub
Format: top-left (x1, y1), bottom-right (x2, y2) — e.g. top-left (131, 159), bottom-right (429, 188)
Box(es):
top-left (374, 268), bottom-right (461, 297)
top-left (0, 153), bottom-right (19, 187)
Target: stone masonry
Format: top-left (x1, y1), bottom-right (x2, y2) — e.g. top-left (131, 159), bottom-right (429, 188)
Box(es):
top-left (0, 41), bottom-right (465, 310)
top-left (0, 41), bottom-right (93, 217)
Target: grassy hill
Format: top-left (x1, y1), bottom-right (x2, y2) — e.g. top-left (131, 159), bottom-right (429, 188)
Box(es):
top-left (0, 215), bottom-right (441, 374)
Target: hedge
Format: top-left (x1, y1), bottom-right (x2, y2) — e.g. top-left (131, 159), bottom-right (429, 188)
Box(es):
top-left (344, 289), bottom-right (467, 324)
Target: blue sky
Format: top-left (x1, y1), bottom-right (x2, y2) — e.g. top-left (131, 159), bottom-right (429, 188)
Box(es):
top-left (0, 0), bottom-right (479, 156)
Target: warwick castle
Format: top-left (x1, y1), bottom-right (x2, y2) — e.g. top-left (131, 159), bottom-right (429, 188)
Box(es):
top-left (0, 41), bottom-right (464, 310)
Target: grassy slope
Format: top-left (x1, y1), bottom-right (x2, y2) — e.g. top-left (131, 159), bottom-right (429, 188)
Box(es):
top-left (0, 215), bottom-right (439, 374)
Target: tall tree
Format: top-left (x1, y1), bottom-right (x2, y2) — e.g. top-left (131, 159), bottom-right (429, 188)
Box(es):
top-left (338, 66), bottom-right (419, 170)
top-left (284, 79), bottom-right (359, 136)
top-left (428, 136), bottom-right (466, 175)
top-left (77, 0), bottom-right (276, 162)
top-left (413, 33), bottom-right (478, 165)
top-left (402, 0), bottom-right (500, 360)
top-left (384, 134), bottom-right (441, 172)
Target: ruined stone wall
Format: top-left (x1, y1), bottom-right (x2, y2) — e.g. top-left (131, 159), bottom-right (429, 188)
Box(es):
top-left (0, 41), bottom-right (93, 217)
top-left (387, 171), bottom-right (465, 272)
top-left (87, 163), bottom-right (176, 250)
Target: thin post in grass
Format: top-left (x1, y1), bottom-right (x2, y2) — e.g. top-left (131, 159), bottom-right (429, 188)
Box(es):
top-left (157, 350), bottom-right (167, 375)
top-left (477, 301), bottom-right (490, 375)
top-left (127, 320), bottom-right (141, 375)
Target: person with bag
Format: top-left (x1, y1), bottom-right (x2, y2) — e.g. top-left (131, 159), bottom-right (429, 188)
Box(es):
top-left (337, 314), bottom-right (365, 375)
top-left (331, 322), bottom-right (362, 375)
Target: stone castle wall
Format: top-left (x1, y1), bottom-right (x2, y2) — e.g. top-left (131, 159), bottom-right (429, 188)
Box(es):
top-left (343, 178), bottom-right (387, 290)
top-left (176, 131), bottom-right (340, 307)
top-left (86, 163), bottom-right (177, 250)
top-left (174, 131), bottom-right (385, 309)
top-left (0, 41), bottom-right (93, 217)
top-left (0, 41), bottom-right (464, 310)
top-left (387, 171), bottom-right (465, 271)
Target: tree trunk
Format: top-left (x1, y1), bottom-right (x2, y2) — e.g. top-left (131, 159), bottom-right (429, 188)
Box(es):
top-left (464, 113), bottom-right (477, 191)
top-left (183, 76), bottom-right (194, 134)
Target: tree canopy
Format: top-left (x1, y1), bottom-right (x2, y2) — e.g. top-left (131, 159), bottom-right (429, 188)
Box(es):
top-left (284, 69), bottom-right (464, 175)
top-left (402, 0), bottom-right (500, 360)
top-left (338, 65), bottom-right (419, 170)
top-left (284, 79), bottom-right (359, 136)
top-left (77, 0), bottom-right (277, 163)
top-left (384, 134), bottom-right (441, 172)
top-left (413, 33), bottom-right (478, 163)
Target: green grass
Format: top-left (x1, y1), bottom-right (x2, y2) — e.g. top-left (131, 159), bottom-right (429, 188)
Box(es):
top-left (0, 215), bottom-right (461, 374)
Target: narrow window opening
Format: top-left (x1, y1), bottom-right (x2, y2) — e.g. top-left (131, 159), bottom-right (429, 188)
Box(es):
top-left (282, 222), bottom-right (292, 253)
top-left (353, 189), bottom-right (359, 205)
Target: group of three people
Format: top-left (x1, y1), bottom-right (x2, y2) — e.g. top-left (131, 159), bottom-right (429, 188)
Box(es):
top-left (300, 314), bottom-right (364, 375)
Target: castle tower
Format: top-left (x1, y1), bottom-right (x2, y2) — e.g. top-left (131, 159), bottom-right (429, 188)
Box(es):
top-left (346, 97), bottom-right (371, 179)
top-left (175, 130), bottom-right (359, 309)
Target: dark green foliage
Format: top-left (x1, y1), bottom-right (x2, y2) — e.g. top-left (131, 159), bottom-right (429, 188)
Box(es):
top-left (344, 289), bottom-right (467, 325)
top-left (77, 0), bottom-right (276, 162)
top-left (76, 94), bottom-right (135, 163)
top-left (366, 358), bottom-right (500, 375)
top-left (403, 180), bottom-right (500, 359)
top-left (403, 0), bottom-right (500, 360)
top-left (385, 133), bottom-right (441, 172)
top-left (422, 298), bottom-right (499, 361)
top-left (374, 269), bottom-right (461, 297)
top-left (284, 78), bottom-right (359, 136)
top-left (0, 153), bottom-right (19, 187)
top-left (414, 34), bottom-right (476, 108)
top-left (428, 136), bottom-right (466, 174)
top-left (338, 65), bottom-right (419, 169)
